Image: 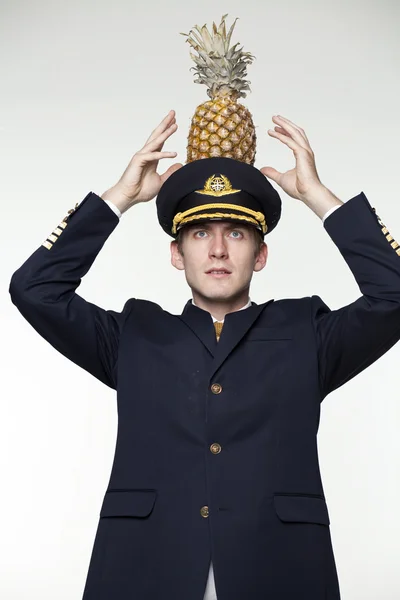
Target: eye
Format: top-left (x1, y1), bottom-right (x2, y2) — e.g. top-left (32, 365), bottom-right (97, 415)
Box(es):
top-left (194, 230), bottom-right (208, 238)
top-left (230, 230), bottom-right (243, 238)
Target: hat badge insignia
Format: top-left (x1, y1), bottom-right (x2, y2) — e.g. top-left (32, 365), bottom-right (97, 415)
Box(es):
top-left (171, 172), bottom-right (267, 236)
top-left (195, 174), bottom-right (241, 197)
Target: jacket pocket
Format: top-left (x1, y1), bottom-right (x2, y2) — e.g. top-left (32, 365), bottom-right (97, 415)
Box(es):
top-left (273, 493), bottom-right (330, 525)
top-left (100, 489), bottom-right (157, 518)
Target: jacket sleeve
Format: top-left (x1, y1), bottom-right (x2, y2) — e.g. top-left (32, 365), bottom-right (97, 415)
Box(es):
top-left (311, 191), bottom-right (400, 400)
top-left (9, 191), bottom-right (131, 390)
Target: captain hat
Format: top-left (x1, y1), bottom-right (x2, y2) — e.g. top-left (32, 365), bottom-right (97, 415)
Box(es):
top-left (156, 156), bottom-right (281, 238)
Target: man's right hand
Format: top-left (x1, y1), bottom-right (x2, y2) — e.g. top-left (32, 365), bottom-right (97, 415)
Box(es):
top-left (101, 110), bottom-right (183, 214)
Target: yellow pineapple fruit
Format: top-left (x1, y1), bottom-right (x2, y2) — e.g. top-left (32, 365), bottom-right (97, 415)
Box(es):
top-left (180, 14), bottom-right (257, 165)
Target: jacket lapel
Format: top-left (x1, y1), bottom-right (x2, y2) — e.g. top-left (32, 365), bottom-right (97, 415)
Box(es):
top-left (209, 299), bottom-right (274, 379)
top-left (178, 298), bottom-right (275, 378)
top-left (178, 300), bottom-right (217, 357)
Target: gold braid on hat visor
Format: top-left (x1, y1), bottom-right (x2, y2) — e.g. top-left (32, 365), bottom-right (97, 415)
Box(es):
top-left (172, 203), bottom-right (267, 235)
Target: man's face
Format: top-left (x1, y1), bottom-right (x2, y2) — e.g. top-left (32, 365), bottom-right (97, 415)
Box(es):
top-left (170, 221), bottom-right (268, 302)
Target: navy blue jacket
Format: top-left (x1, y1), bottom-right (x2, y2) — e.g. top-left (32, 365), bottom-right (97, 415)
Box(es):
top-left (9, 190), bottom-right (400, 600)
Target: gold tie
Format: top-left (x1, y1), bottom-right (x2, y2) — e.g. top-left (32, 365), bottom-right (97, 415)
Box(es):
top-left (214, 321), bottom-right (224, 342)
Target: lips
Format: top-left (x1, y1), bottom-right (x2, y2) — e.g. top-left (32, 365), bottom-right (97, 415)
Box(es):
top-left (206, 269), bottom-right (232, 278)
top-left (206, 268), bottom-right (231, 274)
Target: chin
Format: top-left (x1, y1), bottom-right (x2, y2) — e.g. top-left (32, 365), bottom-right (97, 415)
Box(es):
top-left (198, 286), bottom-right (238, 302)
top-left (189, 274), bottom-right (244, 300)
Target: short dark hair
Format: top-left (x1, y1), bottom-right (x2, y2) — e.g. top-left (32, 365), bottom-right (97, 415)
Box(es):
top-left (176, 222), bottom-right (264, 257)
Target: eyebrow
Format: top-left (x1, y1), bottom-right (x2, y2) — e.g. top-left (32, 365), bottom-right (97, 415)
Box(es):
top-left (191, 223), bottom-right (248, 232)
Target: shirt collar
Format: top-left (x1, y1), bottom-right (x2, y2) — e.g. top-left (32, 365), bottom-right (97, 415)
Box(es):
top-left (191, 298), bottom-right (252, 323)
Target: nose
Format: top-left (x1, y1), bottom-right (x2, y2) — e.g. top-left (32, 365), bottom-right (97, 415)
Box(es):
top-left (208, 229), bottom-right (229, 259)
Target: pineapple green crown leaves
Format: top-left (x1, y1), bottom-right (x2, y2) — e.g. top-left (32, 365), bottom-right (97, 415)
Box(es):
top-left (180, 14), bottom-right (256, 100)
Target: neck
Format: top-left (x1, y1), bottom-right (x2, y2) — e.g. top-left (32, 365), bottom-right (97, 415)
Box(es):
top-left (192, 290), bottom-right (250, 321)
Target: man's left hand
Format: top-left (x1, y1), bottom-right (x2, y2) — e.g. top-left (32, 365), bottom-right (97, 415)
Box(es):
top-left (260, 115), bottom-right (326, 204)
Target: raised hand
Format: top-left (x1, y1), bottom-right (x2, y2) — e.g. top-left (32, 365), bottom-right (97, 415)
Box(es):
top-left (260, 115), bottom-right (324, 203)
top-left (103, 110), bottom-right (183, 212)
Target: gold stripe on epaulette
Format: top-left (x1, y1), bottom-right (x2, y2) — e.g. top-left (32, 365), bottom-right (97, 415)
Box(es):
top-left (41, 205), bottom-right (75, 250)
top-left (372, 207), bottom-right (400, 255)
top-left (61, 202), bottom-right (79, 223)
top-left (67, 202), bottom-right (79, 217)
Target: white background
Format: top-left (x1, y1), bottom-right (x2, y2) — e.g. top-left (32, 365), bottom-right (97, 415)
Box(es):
top-left (1, 1), bottom-right (399, 598)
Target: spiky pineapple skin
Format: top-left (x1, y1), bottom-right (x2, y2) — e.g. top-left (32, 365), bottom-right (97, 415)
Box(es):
top-left (187, 96), bottom-right (256, 165)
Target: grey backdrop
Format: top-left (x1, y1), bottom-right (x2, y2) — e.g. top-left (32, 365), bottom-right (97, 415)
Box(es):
top-left (1, 1), bottom-right (399, 598)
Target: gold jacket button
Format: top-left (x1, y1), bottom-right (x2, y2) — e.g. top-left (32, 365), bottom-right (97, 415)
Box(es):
top-left (211, 383), bottom-right (222, 394)
top-left (210, 443), bottom-right (222, 454)
top-left (200, 505), bottom-right (209, 518)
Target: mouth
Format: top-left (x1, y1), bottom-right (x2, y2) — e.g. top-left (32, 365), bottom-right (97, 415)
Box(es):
top-left (206, 269), bottom-right (232, 278)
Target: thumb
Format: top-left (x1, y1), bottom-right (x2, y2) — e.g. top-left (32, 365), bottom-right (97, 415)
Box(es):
top-left (160, 162), bottom-right (184, 184)
top-left (260, 166), bottom-right (281, 183)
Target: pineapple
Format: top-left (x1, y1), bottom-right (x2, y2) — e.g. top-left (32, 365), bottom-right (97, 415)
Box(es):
top-left (180, 14), bottom-right (257, 165)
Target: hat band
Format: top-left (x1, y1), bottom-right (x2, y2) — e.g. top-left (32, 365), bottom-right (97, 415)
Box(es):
top-left (172, 202), bottom-right (267, 235)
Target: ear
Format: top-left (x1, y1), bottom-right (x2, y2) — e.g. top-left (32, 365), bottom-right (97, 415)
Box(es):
top-left (170, 240), bottom-right (185, 271)
top-left (254, 242), bottom-right (268, 272)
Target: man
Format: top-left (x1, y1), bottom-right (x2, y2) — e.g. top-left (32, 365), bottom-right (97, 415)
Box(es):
top-left (9, 110), bottom-right (400, 600)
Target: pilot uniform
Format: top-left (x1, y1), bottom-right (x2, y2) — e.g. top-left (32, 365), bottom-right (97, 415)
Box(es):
top-left (103, 200), bottom-right (338, 600)
top-left (9, 156), bottom-right (400, 600)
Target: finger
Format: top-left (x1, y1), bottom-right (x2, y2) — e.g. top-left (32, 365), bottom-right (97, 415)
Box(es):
top-left (267, 128), bottom-right (300, 153)
top-left (143, 123), bottom-right (178, 153)
top-left (271, 116), bottom-right (309, 148)
top-left (260, 166), bottom-right (282, 184)
top-left (149, 110), bottom-right (175, 139)
top-left (144, 110), bottom-right (176, 145)
top-left (274, 115), bottom-right (311, 145)
top-left (135, 150), bottom-right (178, 163)
top-left (274, 126), bottom-right (289, 135)
top-left (160, 162), bottom-right (184, 184)
top-left (273, 115), bottom-right (306, 134)
top-left (272, 116), bottom-right (310, 149)
top-left (145, 124), bottom-right (178, 154)
top-left (273, 125), bottom-right (306, 145)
